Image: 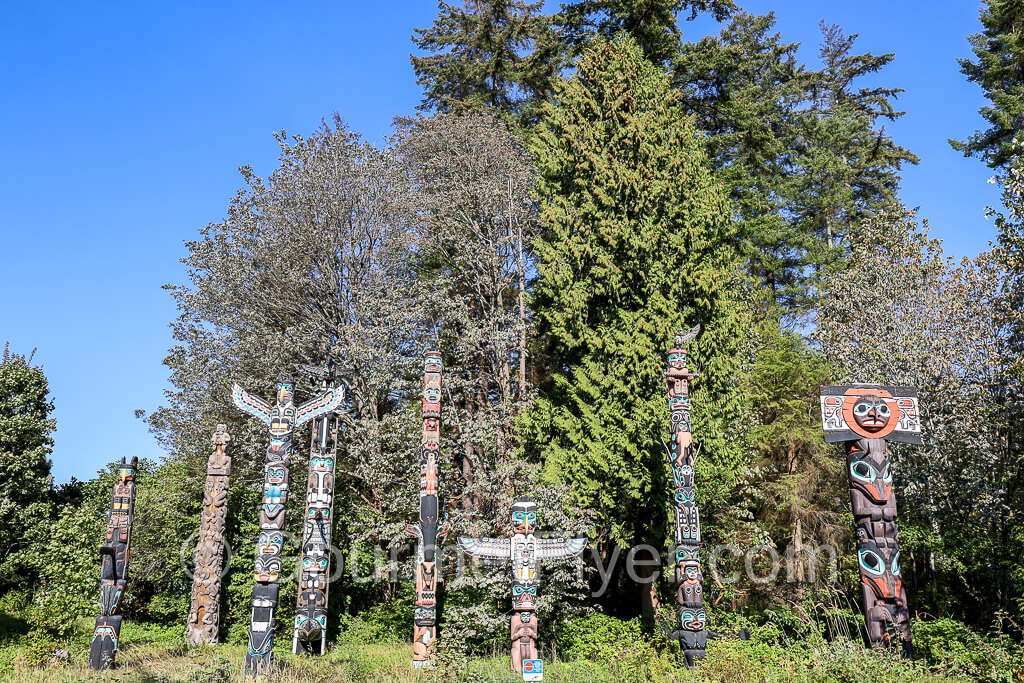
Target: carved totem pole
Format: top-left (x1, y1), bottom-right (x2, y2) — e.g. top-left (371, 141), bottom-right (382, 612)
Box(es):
top-left (663, 325), bottom-right (707, 668)
top-left (187, 424), bottom-right (232, 645)
top-left (820, 384), bottom-right (921, 658)
top-left (89, 456), bottom-right (139, 670)
top-left (293, 370), bottom-right (343, 655)
top-left (232, 373), bottom-right (344, 674)
top-left (458, 498), bottom-right (586, 673)
top-left (405, 351), bottom-right (448, 668)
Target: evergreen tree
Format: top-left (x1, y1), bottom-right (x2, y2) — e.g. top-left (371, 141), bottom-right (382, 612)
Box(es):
top-left (675, 16), bottom-right (917, 313)
top-left (520, 35), bottom-right (745, 576)
top-left (0, 344), bottom-right (55, 590)
top-left (411, 0), bottom-right (559, 119)
top-left (675, 13), bottom-right (817, 310)
top-left (559, 0), bottom-right (736, 64)
top-left (952, 0), bottom-right (1024, 169)
top-left (793, 23), bottom-right (918, 260)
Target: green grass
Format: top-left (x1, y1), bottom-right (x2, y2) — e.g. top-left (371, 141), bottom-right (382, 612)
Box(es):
top-left (0, 621), bottom-right (1000, 683)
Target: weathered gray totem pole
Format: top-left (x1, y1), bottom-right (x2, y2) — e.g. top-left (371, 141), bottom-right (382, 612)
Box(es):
top-left (89, 456), bottom-right (139, 670)
top-left (186, 424), bottom-right (232, 645)
top-left (405, 351), bottom-right (448, 668)
top-left (232, 373), bottom-right (344, 674)
top-left (820, 384), bottom-right (921, 658)
top-left (458, 498), bottom-right (586, 673)
top-left (663, 325), bottom-right (707, 668)
top-left (293, 370), bottom-right (343, 655)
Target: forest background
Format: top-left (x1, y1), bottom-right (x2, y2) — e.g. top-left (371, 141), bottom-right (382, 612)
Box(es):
top-left (3, 0), bottom-right (1024, 680)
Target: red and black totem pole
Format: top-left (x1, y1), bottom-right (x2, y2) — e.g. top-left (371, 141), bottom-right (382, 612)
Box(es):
top-left (820, 384), bottom-right (921, 658)
top-left (89, 456), bottom-right (139, 670)
top-left (232, 373), bottom-right (344, 674)
top-left (663, 325), bottom-right (707, 668)
top-left (405, 350), bottom-right (448, 668)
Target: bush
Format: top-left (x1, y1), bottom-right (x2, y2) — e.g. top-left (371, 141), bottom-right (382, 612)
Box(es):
top-left (913, 617), bottom-right (1023, 683)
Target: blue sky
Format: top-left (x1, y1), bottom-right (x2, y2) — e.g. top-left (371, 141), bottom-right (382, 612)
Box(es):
top-left (0, 1), bottom-right (998, 484)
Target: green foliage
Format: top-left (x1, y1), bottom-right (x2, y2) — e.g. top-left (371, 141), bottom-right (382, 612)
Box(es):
top-left (952, 0), bottom-right (1024, 169)
top-left (914, 618), bottom-right (1024, 682)
top-left (411, 0), bottom-right (559, 121)
top-left (522, 34), bottom-right (746, 554)
top-left (0, 344), bottom-right (56, 592)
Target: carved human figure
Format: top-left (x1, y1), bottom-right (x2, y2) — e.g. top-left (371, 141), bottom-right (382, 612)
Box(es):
top-left (406, 351), bottom-right (449, 668)
top-left (662, 326), bottom-right (708, 668)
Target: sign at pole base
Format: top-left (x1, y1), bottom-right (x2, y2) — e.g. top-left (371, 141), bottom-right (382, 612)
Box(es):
top-left (523, 659), bottom-right (543, 681)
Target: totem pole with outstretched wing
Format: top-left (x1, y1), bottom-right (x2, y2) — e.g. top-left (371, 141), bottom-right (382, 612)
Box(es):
top-left (232, 373), bottom-right (344, 674)
top-left (458, 497), bottom-right (586, 674)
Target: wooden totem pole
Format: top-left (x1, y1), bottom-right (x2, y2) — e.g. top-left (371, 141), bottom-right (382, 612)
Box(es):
top-left (458, 498), bottom-right (586, 674)
top-left (405, 351), bottom-right (448, 668)
top-left (293, 370), bottom-right (343, 656)
top-left (186, 424), bottom-right (232, 645)
top-left (89, 456), bottom-right (139, 670)
top-left (820, 384), bottom-right (921, 658)
top-left (232, 373), bottom-right (344, 674)
top-left (663, 325), bottom-right (707, 668)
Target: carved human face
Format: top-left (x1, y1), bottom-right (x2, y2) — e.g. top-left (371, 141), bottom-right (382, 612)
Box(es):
top-left (512, 580), bottom-right (537, 610)
top-left (852, 395), bottom-right (892, 433)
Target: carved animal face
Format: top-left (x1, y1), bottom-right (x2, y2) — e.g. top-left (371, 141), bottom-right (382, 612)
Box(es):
top-left (257, 531), bottom-right (283, 556)
top-left (851, 395), bottom-right (892, 433)
top-left (858, 541), bottom-right (903, 603)
top-left (847, 452), bottom-right (892, 504)
top-left (310, 456), bottom-right (334, 472)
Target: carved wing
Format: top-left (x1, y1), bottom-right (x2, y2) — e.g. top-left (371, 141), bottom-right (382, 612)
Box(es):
top-left (675, 324), bottom-right (701, 346)
top-left (232, 384), bottom-right (272, 426)
top-left (457, 537), bottom-right (511, 560)
top-left (536, 538), bottom-right (587, 560)
top-left (295, 386), bottom-right (346, 427)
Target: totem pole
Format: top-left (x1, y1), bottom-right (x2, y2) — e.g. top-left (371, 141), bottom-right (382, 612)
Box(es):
top-left (458, 497), bottom-right (586, 674)
top-left (820, 384), bottom-right (921, 658)
top-left (187, 424), bottom-right (232, 645)
top-left (405, 350), bottom-right (448, 668)
top-left (293, 369), bottom-right (343, 656)
top-left (89, 456), bottom-right (139, 670)
top-left (232, 373), bottom-right (344, 674)
top-left (662, 325), bottom-right (707, 669)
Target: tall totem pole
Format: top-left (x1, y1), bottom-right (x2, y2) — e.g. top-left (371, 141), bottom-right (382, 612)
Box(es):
top-left (89, 456), bottom-right (139, 670)
top-left (663, 325), bottom-right (707, 669)
top-left (293, 368), bottom-right (343, 655)
top-left (820, 384), bottom-right (921, 658)
top-left (187, 424), bottom-right (232, 645)
top-left (232, 373), bottom-right (344, 674)
top-left (458, 498), bottom-right (586, 674)
top-left (405, 350), bottom-right (448, 668)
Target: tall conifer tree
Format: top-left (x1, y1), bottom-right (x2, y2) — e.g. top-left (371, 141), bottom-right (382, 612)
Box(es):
top-left (520, 36), bottom-right (745, 567)
top-left (411, 0), bottom-right (560, 119)
top-left (952, 0), bottom-right (1024, 169)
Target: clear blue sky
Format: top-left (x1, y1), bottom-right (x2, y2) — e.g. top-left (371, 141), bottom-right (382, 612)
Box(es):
top-left (0, 1), bottom-right (998, 484)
